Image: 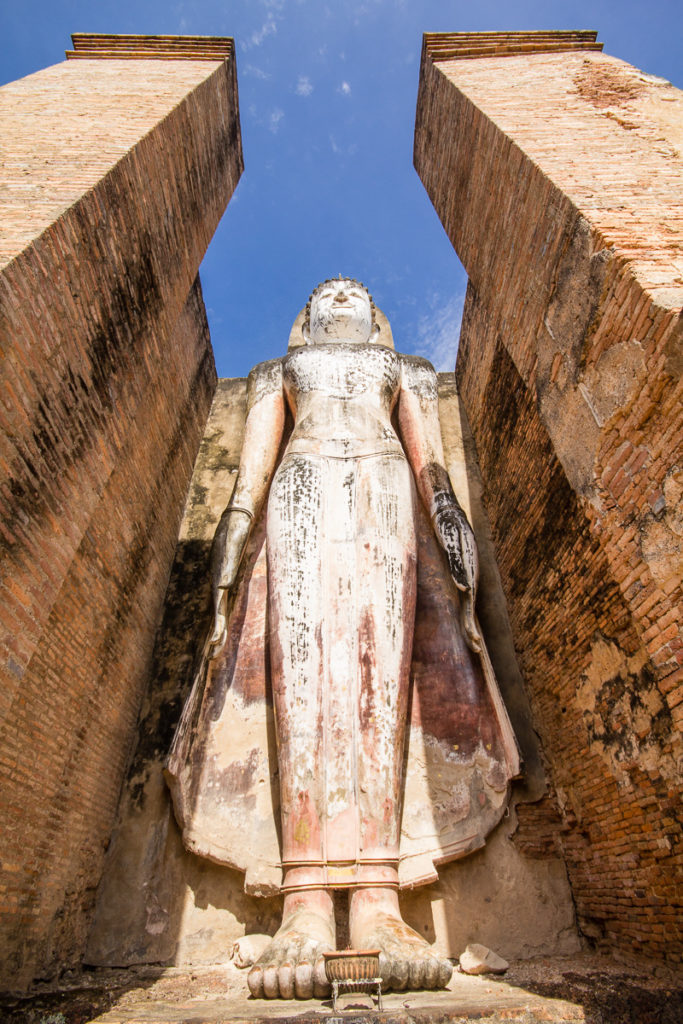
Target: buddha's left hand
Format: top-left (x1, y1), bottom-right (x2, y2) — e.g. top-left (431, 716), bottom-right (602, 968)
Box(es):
top-left (433, 505), bottom-right (483, 653)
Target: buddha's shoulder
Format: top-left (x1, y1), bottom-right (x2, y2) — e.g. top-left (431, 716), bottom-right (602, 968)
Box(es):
top-left (399, 353), bottom-right (436, 373)
top-left (246, 358), bottom-right (283, 404)
top-left (398, 353), bottom-right (438, 392)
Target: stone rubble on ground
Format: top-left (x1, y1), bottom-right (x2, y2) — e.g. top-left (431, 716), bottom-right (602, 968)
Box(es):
top-left (459, 943), bottom-right (509, 975)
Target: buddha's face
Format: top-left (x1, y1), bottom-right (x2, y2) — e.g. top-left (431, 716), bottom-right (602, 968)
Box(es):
top-left (308, 280), bottom-right (374, 344)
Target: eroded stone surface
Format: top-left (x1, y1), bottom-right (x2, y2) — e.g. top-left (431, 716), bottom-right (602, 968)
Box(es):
top-left (88, 369), bottom-right (578, 969)
top-left (167, 295), bottom-right (520, 901)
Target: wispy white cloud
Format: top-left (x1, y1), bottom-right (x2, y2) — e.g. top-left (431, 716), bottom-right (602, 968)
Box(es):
top-left (329, 135), bottom-right (358, 158)
top-left (244, 13), bottom-right (277, 49)
top-left (339, 81), bottom-right (351, 96)
top-left (414, 292), bottom-right (466, 371)
top-left (248, 103), bottom-right (285, 135)
top-left (244, 63), bottom-right (271, 80)
top-left (296, 75), bottom-right (313, 96)
top-left (268, 108), bottom-right (285, 133)
top-left (174, 0), bottom-right (188, 32)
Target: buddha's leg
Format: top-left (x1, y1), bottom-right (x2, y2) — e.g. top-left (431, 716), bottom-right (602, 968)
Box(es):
top-left (348, 455), bottom-right (452, 991)
top-left (352, 454), bottom-right (417, 882)
top-left (248, 454), bottom-right (335, 999)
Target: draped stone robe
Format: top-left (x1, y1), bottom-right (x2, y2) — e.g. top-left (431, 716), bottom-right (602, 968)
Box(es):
top-left (166, 341), bottom-right (520, 896)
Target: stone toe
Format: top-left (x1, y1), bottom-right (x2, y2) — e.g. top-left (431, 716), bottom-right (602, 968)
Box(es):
top-left (312, 958), bottom-right (331, 997)
top-left (247, 965), bottom-right (264, 999)
top-left (422, 955), bottom-right (440, 989)
top-left (278, 964), bottom-right (295, 999)
top-left (390, 957), bottom-right (410, 991)
top-left (294, 960), bottom-right (314, 999)
top-left (262, 965), bottom-right (279, 998)
top-left (408, 956), bottom-right (424, 989)
top-left (436, 957), bottom-right (453, 988)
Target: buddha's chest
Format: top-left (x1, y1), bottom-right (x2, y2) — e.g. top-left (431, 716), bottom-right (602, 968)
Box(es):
top-left (283, 344), bottom-right (400, 404)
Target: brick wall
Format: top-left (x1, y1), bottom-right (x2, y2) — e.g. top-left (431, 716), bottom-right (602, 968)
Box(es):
top-left (0, 37), bottom-right (242, 990)
top-left (414, 33), bottom-right (682, 963)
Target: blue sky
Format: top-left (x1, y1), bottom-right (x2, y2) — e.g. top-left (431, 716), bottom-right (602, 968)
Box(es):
top-left (2, 1), bottom-right (681, 376)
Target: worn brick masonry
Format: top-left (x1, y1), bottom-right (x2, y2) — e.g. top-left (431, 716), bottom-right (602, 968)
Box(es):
top-left (414, 32), bottom-right (682, 964)
top-left (0, 36), bottom-right (243, 990)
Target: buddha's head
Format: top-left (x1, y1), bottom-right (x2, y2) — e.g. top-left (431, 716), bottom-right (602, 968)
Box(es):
top-left (303, 277), bottom-right (379, 345)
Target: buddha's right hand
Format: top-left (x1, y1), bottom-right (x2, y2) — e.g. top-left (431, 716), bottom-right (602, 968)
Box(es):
top-left (208, 508), bottom-right (252, 658)
top-left (209, 586), bottom-right (230, 658)
top-left (461, 591), bottom-right (483, 654)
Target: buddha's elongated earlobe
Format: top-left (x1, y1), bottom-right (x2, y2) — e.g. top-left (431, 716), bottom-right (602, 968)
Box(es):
top-left (302, 321), bottom-right (311, 344)
top-left (371, 322), bottom-right (381, 342)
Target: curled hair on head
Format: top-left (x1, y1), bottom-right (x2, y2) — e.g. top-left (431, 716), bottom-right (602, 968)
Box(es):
top-left (302, 277), bottom-right (375, 333)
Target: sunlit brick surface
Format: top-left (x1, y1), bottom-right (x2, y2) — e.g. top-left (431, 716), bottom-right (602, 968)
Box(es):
top-left (415, 34), bottom-right (682, 963)
top-left (0, 43), bottom-right (242, 989)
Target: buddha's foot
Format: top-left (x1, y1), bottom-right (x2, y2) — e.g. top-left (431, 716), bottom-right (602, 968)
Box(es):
top-left (247, 891), bottom-right (335, 999)
top-left (350, 887), bottom-right (452, 992)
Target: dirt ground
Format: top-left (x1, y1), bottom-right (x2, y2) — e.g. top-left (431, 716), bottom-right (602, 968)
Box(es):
top-left (1, 954), bottom-right (681, 1024)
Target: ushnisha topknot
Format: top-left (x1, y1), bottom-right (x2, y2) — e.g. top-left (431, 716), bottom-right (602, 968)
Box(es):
top-left (303, 276), bottom-right (376, 332)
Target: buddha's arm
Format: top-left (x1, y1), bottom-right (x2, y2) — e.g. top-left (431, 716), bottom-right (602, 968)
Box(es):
top-left (209, 358), bottom-right (285, 654)
top-left (398, 355), bottom-right (482, 653)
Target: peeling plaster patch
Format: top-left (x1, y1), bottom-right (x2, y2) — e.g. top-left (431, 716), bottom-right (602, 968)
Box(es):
top-left (400, 725), bottom-right (510, 887)
top-left (574, 63), bottom-right (647, 109)
top-left (144, 892), bottom-right (169, 936)
top-left (580, 339), bottom-right (648, 428)
top-left (640, 465), bottom-right (683, 589)
top-left (663, 315), bottom-right (683, 378)
top-left (535, 216), bottom-right (612, 496)
top-left (167, 684), bottom-right (282, 893)
top-left (576, 635), bottom-right (677, 783)
top-left (409, 814), bottom-right (580, 960)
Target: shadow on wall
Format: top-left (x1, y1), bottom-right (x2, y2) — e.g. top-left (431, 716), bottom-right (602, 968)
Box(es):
top-left (86, 526), bottom-right (284, 968)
